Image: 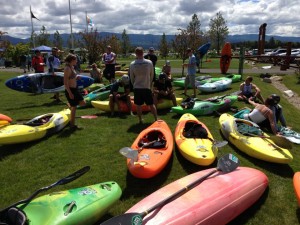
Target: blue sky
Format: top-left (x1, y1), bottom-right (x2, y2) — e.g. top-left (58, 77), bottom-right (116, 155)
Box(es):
top-left (0, 0), bottom-right (299, 39)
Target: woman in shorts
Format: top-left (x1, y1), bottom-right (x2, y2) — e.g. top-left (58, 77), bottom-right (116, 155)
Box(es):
top-left (64, 54), bottom-right (86, 129)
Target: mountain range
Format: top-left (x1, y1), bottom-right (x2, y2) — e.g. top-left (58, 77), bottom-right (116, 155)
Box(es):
top-left (3, 32), bottom-right (300, 49)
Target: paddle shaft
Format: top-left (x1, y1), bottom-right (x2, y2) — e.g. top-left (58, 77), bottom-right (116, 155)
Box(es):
top-left (246, 133), bottom-right (292, 149)
top-left (140, 168), bottom-right (218, 218)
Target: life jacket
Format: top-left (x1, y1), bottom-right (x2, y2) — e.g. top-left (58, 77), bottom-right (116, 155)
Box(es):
top-left (181, 97), bottom-right (195, 109)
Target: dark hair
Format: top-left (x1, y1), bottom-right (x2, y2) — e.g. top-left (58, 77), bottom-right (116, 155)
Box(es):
top-left (265, 96), bottom-right (275, 106)
top-left (64, 54), bottom-right (77, 63)
top-left (159, 73), bottom-right (167, 80)
top-left (271, 94), bottom-right (280, 104)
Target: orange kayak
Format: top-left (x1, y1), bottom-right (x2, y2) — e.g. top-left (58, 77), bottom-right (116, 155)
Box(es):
top-left (293, 172), bottom-right (300, 206)
top-left (126, 120), bottom-right (173, 179)
top-left (0, 114), bottom-right (12, 127)
top-left (175, 113), bottom-right (218, 166)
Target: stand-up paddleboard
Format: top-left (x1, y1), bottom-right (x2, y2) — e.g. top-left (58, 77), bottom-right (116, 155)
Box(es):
top-left (5, 72), bottom-right (94, 94)
top-left (198, 43), bottom-right (211, 58)
top-left (220, 42), bottom-right (232, 74)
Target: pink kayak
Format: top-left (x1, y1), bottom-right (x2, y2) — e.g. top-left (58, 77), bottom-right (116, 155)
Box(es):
top-left (126, 167), bottom-right (268, 225)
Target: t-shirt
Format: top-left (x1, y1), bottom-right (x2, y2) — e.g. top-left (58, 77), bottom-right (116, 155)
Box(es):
top-left (153, 79), bottom-right (172, 91)
top-left (110, 81), bottom-right (130, 94)
top-left (187, 54), bottom-right (196, 75)
top-left (144, 53), bottom-right (157, 67)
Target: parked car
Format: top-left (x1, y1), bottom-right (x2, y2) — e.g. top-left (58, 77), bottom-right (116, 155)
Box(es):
top-left (265, 48), bottom-right (287, 56)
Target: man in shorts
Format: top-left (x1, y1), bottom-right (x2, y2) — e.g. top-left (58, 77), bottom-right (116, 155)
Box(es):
top-left (130, 47), bottom-right (157, 124)
top-left (238, 76), bottom-right (264, 103)
top-left (182, 48), bottom-right (197, 97)
top-left (153, 73), bottom-right (177, 108)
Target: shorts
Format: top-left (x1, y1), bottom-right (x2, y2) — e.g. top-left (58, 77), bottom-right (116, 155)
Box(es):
top-left (133, 89), bottom-right (153, 105)
top-left (185, 74), bottom-right (196, 88)
top-left (103, 64), bottom-right (115, 80)
top-left (243, 92), bottom-right (254, 98)
top-left (65, 88), bottom-right (84, 107)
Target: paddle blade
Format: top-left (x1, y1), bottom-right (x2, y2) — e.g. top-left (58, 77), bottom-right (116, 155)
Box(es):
top-left (54, 166), bottom-right (90, 186)
top-left (100, 212), bottom-right (142, 225)
top-left (217, 153), bottom-right (240, 173)
top-left (119, 147), bottom-right (138, 163)
top-left (79, 115), bottom-right (98, 119)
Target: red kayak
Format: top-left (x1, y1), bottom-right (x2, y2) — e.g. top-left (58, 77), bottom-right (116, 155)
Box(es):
top-left (126, 167), bottom-right (268, 224)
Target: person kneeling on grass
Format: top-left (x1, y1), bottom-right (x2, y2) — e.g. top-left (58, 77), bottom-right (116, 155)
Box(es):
top-left (64, 54), bottom-right (86, 130)
top-left (153, 73), bottom-right (177, 108)
top-left (109, 74), bottom-right (133, 117)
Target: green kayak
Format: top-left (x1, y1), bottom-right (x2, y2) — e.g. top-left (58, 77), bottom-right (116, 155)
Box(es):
top-left (196, 74), bottom-right (242, 85)
top-left (173, 75), bottom-right (212, 88)
top-left (16, 181), bottom-right (122, 225)
top-left (78, 84), bottom-right (113, 108)
top-left (171, 95), bottom-right (238, 116)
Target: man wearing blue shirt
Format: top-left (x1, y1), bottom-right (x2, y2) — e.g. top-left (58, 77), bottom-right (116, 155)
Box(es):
top-left (182, 48), bottom-right (197, 97)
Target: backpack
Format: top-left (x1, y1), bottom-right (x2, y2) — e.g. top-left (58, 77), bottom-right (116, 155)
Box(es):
top-left (183, 122), bottom-right (208, 138)
top-left (181, 97), bottom-right (195, 109)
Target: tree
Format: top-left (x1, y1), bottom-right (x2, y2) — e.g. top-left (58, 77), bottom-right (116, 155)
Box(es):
top-left (207, 12), bottom-right (229, 55)
top-left (36, 26), bottom-right (50, 46)
top-left (79, 29), bottom-right (103, 65)
top-left (121, 29), bottom-right (131, 56)
top-left (172, 28), bottom-right (190, 76)
top-left (159, 33), bottom-right (169, 61)
top-left (53, 31), bottom-right (63, 49)
top-left (187, 14), bottom-right (202, 51)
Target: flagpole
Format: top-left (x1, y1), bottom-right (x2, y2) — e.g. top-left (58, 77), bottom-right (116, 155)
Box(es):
top-left (30, 5), bottom-right (35, 48)
top-left (68, 0), bottom-right (74, 49)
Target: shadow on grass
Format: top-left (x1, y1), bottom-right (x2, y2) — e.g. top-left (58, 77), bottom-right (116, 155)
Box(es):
top-left (228, 186), bottom-right (270, 225)
top-left (296, 208), bottom-right (300, 224)
top-left (174, 145), bottom-right (218, 174)
top-left (121, 153), bottom-right (174, 200)
top-left (127, 122), bottom-right (153, 134)
top-left (0, 141), bottom-right (38, 160)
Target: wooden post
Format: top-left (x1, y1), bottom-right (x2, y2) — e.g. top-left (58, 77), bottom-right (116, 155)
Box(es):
top-left (238, 46), bottom-right (244, 78)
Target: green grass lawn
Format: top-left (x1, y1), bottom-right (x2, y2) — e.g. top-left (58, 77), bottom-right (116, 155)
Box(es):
top-left (0, 69), bottom-right (300, 225)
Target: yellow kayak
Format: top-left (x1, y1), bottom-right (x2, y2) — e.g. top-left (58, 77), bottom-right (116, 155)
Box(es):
top-left (174, 113), bottom-right (218, 166)
top-left (0, 109), bottom-right (70, 145)
top-left (219, 113), bottom-right (293, 164)
top-left (92, 97), bottom-right (183, 113)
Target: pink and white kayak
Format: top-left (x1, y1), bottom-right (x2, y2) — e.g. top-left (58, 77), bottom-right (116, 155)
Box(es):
top-left (126, 167), bottom-right (268, 225)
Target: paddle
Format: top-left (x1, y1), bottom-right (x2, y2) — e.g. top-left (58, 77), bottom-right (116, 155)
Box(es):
top-left (100, 153), bottom-right (239, 225)
top-left (0, 166), bottom-right (90, 213)
top-left (246, 133), bottom-right (292, 149)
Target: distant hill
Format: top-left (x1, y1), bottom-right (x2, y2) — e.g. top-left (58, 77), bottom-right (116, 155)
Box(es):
top-left (2, 32), bottom-right (300, 48)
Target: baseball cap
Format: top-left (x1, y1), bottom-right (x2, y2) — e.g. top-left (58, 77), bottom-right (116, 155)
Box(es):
top-left (52, 47), bottom-right (59, 51)
top-left (149, 47), bottom-right (155, 51)
top-left (159, 73), bottom-right (167, 80)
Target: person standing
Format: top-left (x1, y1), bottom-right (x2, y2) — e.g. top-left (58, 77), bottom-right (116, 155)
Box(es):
top-left (20, 54), bottom-right (27, 73)
top-left (32, 50), bottom-right (45, 73)
top-left (47, 47), bottom-right (61, 101)
top-left (64, 54), bottom-right (86, 130)
top-left (144, 47), bottom-right (158, 82)
top-left (69, 49), bottom-right (81, 73)
top-left (130, 47), bottom-right (158, 124)
top-left (102, 45), bottom-right (116, 83)
top-left (182, 48), bottom-right (197, 97)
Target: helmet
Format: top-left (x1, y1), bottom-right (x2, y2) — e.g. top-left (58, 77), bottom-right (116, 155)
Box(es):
top-left (158, 73), bottom-right (167, 80)
top-left (120, 75), bottom-right (130, 85)
top-left (271, 94), bottom-right (280, 104)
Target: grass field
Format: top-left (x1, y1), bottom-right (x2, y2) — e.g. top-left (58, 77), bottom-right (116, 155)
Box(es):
top-left (0, 61), bottom-right (300, 224)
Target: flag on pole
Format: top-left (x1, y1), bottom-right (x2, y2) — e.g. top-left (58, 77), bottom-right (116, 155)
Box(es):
top-left (86, 15), bottom-right (94, 27)
top-left (30, 8), bottom-right (40, 21)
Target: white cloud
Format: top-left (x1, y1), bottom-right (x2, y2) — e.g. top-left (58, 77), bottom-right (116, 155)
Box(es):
top-left (0, 0), bottom-right (299, 39)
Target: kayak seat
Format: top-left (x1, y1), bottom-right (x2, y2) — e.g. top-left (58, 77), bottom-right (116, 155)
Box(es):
top-left (4, 207), bottom-right (27, 225)
top-left (183, 122), bottom-right (208, 138)
top-left (138, 131), bottom-right (166, 149)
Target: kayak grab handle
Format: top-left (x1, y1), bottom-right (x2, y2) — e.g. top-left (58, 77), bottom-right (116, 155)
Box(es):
top-left (64, 201), bottom-right (76, 216)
